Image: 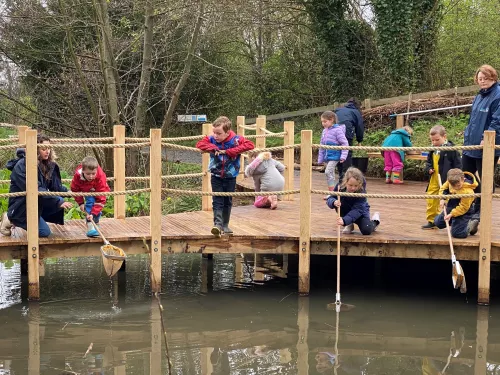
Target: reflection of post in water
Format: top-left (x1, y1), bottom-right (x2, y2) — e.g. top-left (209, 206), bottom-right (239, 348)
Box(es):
top-left (474, 306), bottom-right (489, 375)
top-left (151, 298), bottom-right (162, 374)
top-left (254, 254), bottom-right (265, 282)
top-left (297, 297), bottom-right (309, 375)
top-left (28, 303), bottom-right (40, 375)
top-left (200, 347), bottom-right (214, 375)
top-left (201, 255), bottom-right (213, 293)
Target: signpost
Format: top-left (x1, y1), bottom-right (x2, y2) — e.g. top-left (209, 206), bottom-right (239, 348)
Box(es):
top-left (177, 114), bottom-right (207, 123)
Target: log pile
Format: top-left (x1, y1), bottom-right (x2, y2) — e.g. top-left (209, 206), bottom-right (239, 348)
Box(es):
top-left (363, 95), bottom-right (475, 131)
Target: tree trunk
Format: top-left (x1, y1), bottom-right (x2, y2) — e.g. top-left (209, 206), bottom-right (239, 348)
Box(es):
top-left (160, 2), bottom-right (205, 137)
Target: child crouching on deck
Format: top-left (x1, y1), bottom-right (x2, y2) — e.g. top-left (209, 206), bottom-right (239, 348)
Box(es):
top-left (70, 156), bottom-right (110, 237)
top-left (434, 169), bottom-right (479, 238)
top-left (326, 167), bottom-right (380, 235)
top-left (245, 151), bottom-right (285, 209)
top-left (196, 116), bottom-right (255, 237)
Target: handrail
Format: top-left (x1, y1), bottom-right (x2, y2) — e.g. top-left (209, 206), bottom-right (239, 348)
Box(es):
top-left (389, 104), bottom-right (472, 117)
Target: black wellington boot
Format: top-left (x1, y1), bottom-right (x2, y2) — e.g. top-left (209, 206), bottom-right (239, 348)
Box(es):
top-left (222, 207), bottom-right (233, 235)
top-left (211, 209), bottom-right (224, 238)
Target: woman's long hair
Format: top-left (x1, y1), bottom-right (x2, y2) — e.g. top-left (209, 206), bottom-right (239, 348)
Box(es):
top-left (37, 134), bottom-right (57, 181)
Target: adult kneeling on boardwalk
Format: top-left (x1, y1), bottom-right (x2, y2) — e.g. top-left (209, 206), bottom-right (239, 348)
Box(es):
top-left (0, 135), bottom-right (73, 237)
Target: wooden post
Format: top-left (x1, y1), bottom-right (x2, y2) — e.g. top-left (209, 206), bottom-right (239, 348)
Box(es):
top-left (113, 125), bottom-right (126, 219)
top-left (236, 116), bottom-right (246, 183)
top-left (150, 299), bottom-right (162, 374)
top-left (474, 306), bottom-right (488, 375)
top-left (26, 129), bottom-right (39, 300)
top-left (296, 297), bottom-right (309, 375)
top-left (396, 115), bottom-right (404, 129)
top-left (256, 115), bottom-right (266, 150)
top-left (405, 92), bottom-right (412, 126)
top-left (17, 125), bottom-right (29, 144)
top-left (299, 130), bottom-right (312, 295)
top-left (28, 303), bottom-right (40, 375)
top-left (364, 98), bottom-right (371, 110)
top-left (478, 131), bottom-right (495, 305)
top-left (283, 121), bottom-right (295, 201)
top-left (202, 123), bottom-right (212, 211)
top-left (150, 129), bottom-right (162, 293)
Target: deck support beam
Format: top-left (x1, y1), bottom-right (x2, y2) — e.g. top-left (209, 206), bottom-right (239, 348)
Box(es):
top-left (283, 121), bottom-right (295, 201)
top-left (150, 129), bottom-right (162, 292)
top-left (478, 130), bottom-right (495, 305)
top-left (299, 130), bottom-right (312, 295)
top-left (26, 129), bottom-right (40, 300)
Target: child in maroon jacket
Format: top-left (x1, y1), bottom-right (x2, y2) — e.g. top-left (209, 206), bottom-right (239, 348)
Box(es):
top-left (70, 156), bottom-right (110, 237)
top-left (196, 116), bottom-right (254, 237)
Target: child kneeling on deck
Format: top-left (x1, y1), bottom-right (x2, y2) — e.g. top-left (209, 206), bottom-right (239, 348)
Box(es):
top-left (70, 156), bottom-right (110, 237)
top-left (326, 167), bottom-right (380, 235)
top-left (196, 116), bottom-right (255, 237)
top-left (434, 169), bottom-right (479, 238)
top-left (245, 152), bottom-right (285, 209)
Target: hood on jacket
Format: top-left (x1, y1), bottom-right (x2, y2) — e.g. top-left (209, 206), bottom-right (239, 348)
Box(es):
top-left (259, 151), bottom-right (272, 160)
top-left (6, 148), bottom-right (26, 171)
top-left (391, 129), bottom-right (410, 137)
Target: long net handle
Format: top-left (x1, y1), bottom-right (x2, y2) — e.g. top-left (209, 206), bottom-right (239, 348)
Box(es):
top-left (336, 190), bottom-right (341, 303)
top-left (90, 218), bottom-right (110, 245)
top-left (437, 178), bottom-right (456, 261)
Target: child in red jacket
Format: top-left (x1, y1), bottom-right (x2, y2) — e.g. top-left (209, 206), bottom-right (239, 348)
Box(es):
top-left (196, 116), bottom-right (254, 237)
top-left (70, 156), bottom-right (110, 237)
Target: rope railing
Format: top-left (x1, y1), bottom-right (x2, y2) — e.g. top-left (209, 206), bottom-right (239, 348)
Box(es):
top-left (311, 190), bottom-right (481, 199)
top-left (244, 144), bottom-right (301, 154)
top-left (0, 191), bottom-right (27, 198)
top-left (162, 188), bottom-right (300, 197)
top-left (161, 143), bottom-right (201, 152)
top-left (312, 144), bottom-right (484, 152)
top-left (50, 137), bottom-right (115, 143)
top-left (38, 188), bottom-right (151, 197)
top-left (238, 125), bottom-right (257, 131)
top-left (41, 142), bottom-right (150, 149)
top-left (0, 138), bottom-right (19, 143)
top-left (125, 135), bottom-right (206, 142)
top-left (0, 144), bottom-right (25, 150)
top-left (245, 132), bottom-right (287, 139)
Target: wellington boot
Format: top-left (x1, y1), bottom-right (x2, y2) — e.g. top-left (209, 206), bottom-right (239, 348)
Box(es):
top-left (212, 209), bottom-right (224, 238)
top-left (222, 207), bottom-right (233, 235)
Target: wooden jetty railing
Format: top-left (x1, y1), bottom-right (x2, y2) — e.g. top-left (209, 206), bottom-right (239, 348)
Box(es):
top-left (0, 122), bottom-right (497, 305)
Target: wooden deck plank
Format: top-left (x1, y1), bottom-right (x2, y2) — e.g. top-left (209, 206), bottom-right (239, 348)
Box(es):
top-left (1, 172), bottom-right (499, 258)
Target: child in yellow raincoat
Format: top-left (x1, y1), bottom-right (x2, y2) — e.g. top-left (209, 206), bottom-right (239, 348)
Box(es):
top-left (434, 169), bottom-right (479, 238)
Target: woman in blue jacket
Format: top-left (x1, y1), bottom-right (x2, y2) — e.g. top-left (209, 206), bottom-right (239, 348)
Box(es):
top-left (0, 135), bottom-right (72, 237)
top-left (462, 65), bottom-right (500, 215)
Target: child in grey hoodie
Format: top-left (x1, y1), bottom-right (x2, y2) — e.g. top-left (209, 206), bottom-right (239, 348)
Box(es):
top-left (245, 152), bottom-right (285, 209)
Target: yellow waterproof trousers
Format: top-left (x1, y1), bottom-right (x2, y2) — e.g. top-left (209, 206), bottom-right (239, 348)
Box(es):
top-left (426, 172), bottom-right (440, 223)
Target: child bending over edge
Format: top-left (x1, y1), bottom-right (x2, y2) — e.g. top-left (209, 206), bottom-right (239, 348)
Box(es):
top-left (434, 168), bottom-right (479, 238)
top-left (70, 156), bottom-right (111, 237)
top-left (196, 116), bottom-right (255, 237)
top-left (382, 125), bottom-right (413, 184)
top-left (245, 151), bottom-right (285, 209)
top-left (326, 167), bottom-right (380, 235)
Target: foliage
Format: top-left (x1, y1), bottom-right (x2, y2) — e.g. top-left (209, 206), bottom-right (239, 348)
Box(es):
top-left (372, 0), bottom-right (443, 93)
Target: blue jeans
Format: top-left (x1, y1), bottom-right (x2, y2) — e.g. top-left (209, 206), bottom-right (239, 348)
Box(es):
top-left (14, 200), bottom-right (64, 237)
top-left (433, 200), bottom-right (473, 239)
top-left (84, 197), bottom-right (101, 223)
top-left (211, 176), bottom-right (236, 211)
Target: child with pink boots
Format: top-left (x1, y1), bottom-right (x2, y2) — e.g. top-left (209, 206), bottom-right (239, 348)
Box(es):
top-left (381, 125), bottom-right (413, 184)
top-left (245, 152), bottom-right (285, 209)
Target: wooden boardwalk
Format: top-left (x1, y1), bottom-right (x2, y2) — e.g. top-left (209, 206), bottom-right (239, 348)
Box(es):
top-left (1, 172), bottom-right (499, 262)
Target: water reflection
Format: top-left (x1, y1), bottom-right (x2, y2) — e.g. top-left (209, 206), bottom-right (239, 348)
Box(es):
top-left (0, 255), bottom-right (499, 374)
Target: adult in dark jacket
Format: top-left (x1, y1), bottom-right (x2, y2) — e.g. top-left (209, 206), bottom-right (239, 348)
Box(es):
top-left (1, 135), bottom-right (72, 237)
top-left (462, 64), bottom-right (500, 215)
top-left (335, 98), bottom-right (364, 180)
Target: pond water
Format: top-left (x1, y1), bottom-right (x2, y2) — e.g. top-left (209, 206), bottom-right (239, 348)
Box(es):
top-left (0, 254), bottom-right (499, 374)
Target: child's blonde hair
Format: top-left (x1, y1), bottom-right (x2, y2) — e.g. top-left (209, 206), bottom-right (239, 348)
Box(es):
top-left (81, 156), bottom-right (99, 171)
top-left (447, 168), bottom-right (464, 186)
top-left (213, 116), bottom-right (232, 132)
top-left (430, 125), bottom-right (446, 137)
top-left (340, 167), bottom-right (364, 191)
top-left (321, 111), bottom-right (338, 123)
top-left (402, 125), bottom-right (413, 136)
